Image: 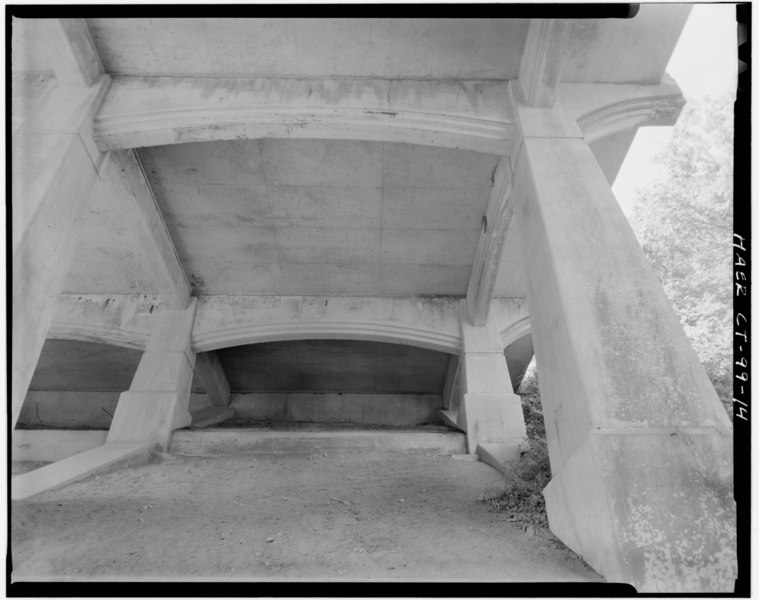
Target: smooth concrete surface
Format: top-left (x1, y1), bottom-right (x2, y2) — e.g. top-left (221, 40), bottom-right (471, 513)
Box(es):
top-left (13, 429), bottom-right (108, 462)
top-left (229, 393), bottom-right (442, 427)
top-left (139, 140), bottom-right (495, 297)
top-left (457, 306), bottom-right (528, 453)
top-left (169, 429), bottom-right (466, 456)
top-left (511, 86), bottom-right (735, 592)
top-left (18, 391), bottom-right (120, 429)
top-left (11, 441), bottom-right (154, 500)
top-left (107, 301), bottom-right (198, 450)
top-left (11, 77), bottom-right (110, 428)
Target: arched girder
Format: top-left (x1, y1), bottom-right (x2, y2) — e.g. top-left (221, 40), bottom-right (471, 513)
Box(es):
top-left (191, 320), bottom-right (460, 355)
top-left (93, 76), bottom-right (515, 155)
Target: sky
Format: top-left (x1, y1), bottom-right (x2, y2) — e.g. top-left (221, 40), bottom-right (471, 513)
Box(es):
top-left (611, 3), bottom-right (738, 217)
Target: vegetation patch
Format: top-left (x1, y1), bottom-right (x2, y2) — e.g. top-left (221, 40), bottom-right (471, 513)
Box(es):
top-left (482, 371), bottom-right (551, 530)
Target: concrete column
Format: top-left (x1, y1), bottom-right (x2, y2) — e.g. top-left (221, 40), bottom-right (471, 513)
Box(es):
top-left (510, 84), bottom-right (735, 592)
top-left (12, 77), bottom-right (109, 428)
top-left (457, 303), bottom-right (527, 458)
top-left (107, 299), bottom-right (198, 451)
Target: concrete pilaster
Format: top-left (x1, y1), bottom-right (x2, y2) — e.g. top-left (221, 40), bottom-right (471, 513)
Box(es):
top-left (457, 303), bottom-right (527, 456)
top-left (510, 83), bottom-right (735, 592)
top-left (12, 77), bottom-right (109, 429)
top-left (107, 299), bottom-right (198, 450)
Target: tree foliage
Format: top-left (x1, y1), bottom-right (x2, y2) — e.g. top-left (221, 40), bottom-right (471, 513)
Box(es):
top-left (629, 94), bottom-right (734, 414)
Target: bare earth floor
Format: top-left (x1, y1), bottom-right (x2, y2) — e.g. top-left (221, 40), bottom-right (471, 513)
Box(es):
top-left (11, 449), bottom-right (603, 583)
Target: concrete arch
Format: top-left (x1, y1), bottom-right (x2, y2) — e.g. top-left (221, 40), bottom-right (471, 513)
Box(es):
top-left (191, 321), bottom-right (460, 355)
top-left (93, 76), bottom-right (514, 154)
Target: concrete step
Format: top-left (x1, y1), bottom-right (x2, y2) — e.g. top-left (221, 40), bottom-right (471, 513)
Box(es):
top-left (476, 442), bottom-right (522, 476)
top-left (191, 406), bottom-right (235, 428)
top-left (169, 429), bottom-right (466, 456)
top-left (439, 409), bottom-right (462, 430)
top-left (11, 442), bottom-right (154, 500)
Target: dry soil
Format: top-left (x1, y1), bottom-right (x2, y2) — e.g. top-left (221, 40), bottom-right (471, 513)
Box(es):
top-left (11, 448), bottom-right (603, 583)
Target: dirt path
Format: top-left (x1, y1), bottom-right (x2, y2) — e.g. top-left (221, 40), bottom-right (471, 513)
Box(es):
top-left (11, 449), bottom-right (602, 582)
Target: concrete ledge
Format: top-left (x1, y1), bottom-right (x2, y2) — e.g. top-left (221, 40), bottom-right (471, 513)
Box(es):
top-left (476, 442), bottom-right (521, 475)
top-left (169, 429), bottom-right (466, 456)
top-left (191, 406), bottom-right (235, 428)
top-left (12, 429), bottom-right (107, 462)
top-left (11, 442), bottom-right (155, 500)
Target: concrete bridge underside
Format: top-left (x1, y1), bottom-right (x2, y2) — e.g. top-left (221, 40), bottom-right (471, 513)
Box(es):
top-left (11, 13), bottom-right (734, 592)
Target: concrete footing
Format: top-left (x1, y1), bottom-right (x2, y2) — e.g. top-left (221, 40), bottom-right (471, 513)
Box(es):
top-left (439, 409), bottom-right (460, 430)
top-left (169, 429), bottom-right (466, 456)
top-left (11, 441), bottom-right (154, 500)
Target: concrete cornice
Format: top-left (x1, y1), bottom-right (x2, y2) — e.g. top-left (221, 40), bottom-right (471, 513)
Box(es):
top-left (48, 294), bottom-right (533, 355)
top-left (558, 77), bottom-right (686, 144)
top-left (91, 75), bottom-right (684, 157)
top-left (93, 76), bottom-right (516, 155)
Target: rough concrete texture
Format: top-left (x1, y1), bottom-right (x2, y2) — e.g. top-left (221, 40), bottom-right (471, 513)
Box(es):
top-left (228, 393), bottom-right (443, 427)
top-left (543, 433), bottom-right (735, 593)
top-left (168, 428), bottom-right (465, 457)
top-left (11, 449), bottom-right (603, 582)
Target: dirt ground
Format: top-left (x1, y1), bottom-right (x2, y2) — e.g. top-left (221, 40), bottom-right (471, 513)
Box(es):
top-left (10, 447), bottom-right (603, 582)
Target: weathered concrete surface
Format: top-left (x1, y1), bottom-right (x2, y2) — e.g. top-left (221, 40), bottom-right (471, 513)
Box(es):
top-left (169, 428), bottom-right (466, 456)
top-left (13, 430), bottom-right (108, 463)
top-left (476, 442), bottom-right (521, 475)
top-left (107, 300), bottom-right (198, 450)
top-left (518, 19), bottom-right (569, 108)
top-left (11, 441), bottom-right (153, 500)
top-left (12, 76), bottom-right (110, 428)
top-left (228, 393), bottom-right (442, 427)
top-left (457, 304), bottom-right (527, 454)
top-left (510, 83), bottom-right (735, 592)
top-left (95, 76), bottom-right (514, 154)
top-left (543, 433), bottom-right (735, 593)
top-left (193, 295), bottom-right (465, 353)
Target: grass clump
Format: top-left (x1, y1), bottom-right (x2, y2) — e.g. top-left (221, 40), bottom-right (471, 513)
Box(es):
top-left (481, 365), bottom-right (551, 530)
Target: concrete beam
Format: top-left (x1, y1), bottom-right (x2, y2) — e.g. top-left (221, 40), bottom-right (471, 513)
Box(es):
top-left (192, 295), bottom-right (464, 354)
top-left (104, 150), bottom-right (191, 309)
top-left (45, 294), bottom-right (533, 359)
top-left (518, 19), bottom-right (570, 108)
top-left (12, 442), bottom-right (153, 500)
top-left (465, 158), bottom-right (514, 326)
top-left (510, 81), bottom-right (735, 592)
top-left (107, 300), bottom-right (198, 451)
top-left (194, 351), bottom-right (231, 407)
top-left (93, 75), bottom-right (515, 154)
top-left (12, 78), bottom-right (110, 429)
top-left (48, 293), bottom-right (159, 349)
top-left (45, 19), bottom-right (104, 88)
